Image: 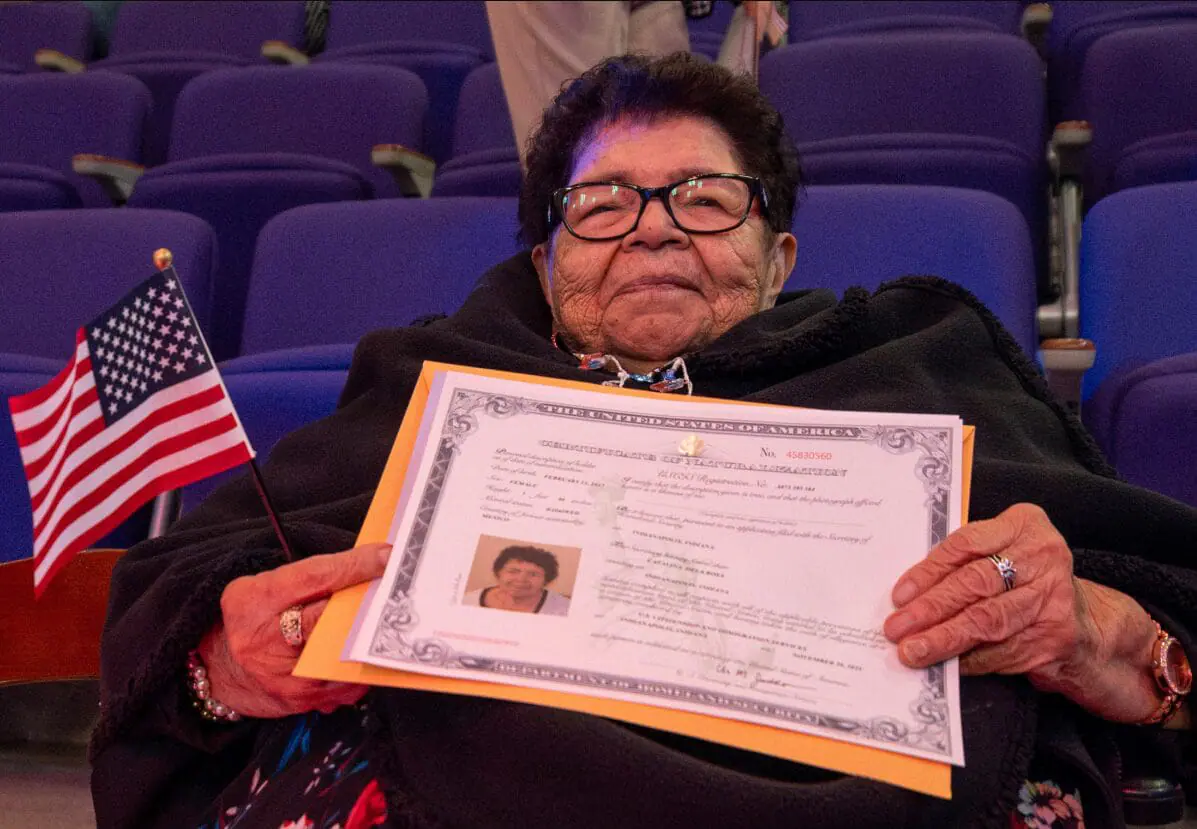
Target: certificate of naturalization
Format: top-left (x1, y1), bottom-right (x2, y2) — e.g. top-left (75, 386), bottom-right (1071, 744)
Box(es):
top-left (346, 367), bottom-right (966, 768)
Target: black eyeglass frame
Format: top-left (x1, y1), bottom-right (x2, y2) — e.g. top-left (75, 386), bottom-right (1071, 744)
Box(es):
top-left (548, 173), bottom-right (770, 241)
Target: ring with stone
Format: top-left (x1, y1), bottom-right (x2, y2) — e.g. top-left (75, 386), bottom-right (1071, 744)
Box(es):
top-left (987, 554), bottom-right (1017, 592)
top-left (279, 604), bottom-right (306, 647)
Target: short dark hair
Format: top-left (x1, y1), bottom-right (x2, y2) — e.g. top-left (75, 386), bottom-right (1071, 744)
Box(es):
top-left (492, 545), bottom-right (560, 584)
top-left (519, 52), bottom-right (802, 247)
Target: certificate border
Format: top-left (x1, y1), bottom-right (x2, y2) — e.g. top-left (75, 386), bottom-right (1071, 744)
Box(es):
top-left (368, 389), bottom-right (957, 759)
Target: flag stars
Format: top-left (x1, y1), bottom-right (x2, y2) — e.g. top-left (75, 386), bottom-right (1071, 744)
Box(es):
top-left (173, 329), bottom-right (186, 341)
top-left (151, 369), bottom-right (163, 382)
top-left (180, 317), bottom-right (192, 328)
top-left (173, 298), bottom-right (184, 309)
top-left (195, 353), bottom-right (207, 365)
top-left (151, 306), bottom-right (164, 319)
top-left (147, 287), bottom-right (158, 299)
top-left (166, 311), bottom-right (179, 323)
top-left (173, 361), bottom-right (186, 373)
top-left (108, 402), bottom-right (118, 414)
top-left (121, 307), bottom-right (131, 319)
top-left (159, 324), bottom-right (171, 337)
top-left (106, 317), bottom-right (117, 328)
top-left (133, 298), bottom-right (143, 310)
top-left (151, 337), bottom-right (163, 350)
top-left (165, 278), bottom-right (177, 291)
top-left (91, 327), bottom-right (102, 339)
top-left (187, 335), bottom-right (199, 347)
top-left (182, 348), bottom-right (194, 360)
top-left (166, 343), bottom-right (178, 355)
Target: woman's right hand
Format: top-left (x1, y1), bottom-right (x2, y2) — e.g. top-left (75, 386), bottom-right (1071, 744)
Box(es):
top-left (196, 542), bottom-right (392, 719)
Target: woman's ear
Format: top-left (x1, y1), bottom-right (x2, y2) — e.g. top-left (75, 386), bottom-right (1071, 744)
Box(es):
top-left (760, 231), bottom-right (797, 310)
top-left (532, 242), bottom-right (554, 311)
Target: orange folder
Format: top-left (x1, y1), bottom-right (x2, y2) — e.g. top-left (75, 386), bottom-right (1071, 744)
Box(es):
top-left (296, 361), bottom-right (975, 799)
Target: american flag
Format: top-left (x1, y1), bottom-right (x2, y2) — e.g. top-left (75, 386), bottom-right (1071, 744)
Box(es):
top-left (7, 267), bottom-right (254, 596)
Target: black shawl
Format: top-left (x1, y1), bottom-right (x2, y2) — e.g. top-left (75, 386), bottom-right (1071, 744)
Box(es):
top-left (91, 253), bottom-right (1197, 829)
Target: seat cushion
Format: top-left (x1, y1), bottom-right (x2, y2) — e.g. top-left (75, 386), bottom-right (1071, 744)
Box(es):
top-left (1113, 131), bottom-right (1197, 193)
top-left (0, 162), bottom-right (82, 211)
top-left (1085, 353), bottom-right (1197, 508)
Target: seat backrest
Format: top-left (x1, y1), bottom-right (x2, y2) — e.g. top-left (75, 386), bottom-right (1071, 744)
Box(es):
top-left (324, 0), bottom-right (494, 58)
top-left (759, 32), bottom-right (1043, 155)
top-left (450, 63), bottom-right (516, 158)
top-left (0, 72), bottom-right (150, 207)
top-left (0, 1), bottom-right (93, 70)
top-left (0, 209), bottom-right (217, 361)
top-left (788, 185), bottom-right (1038, 354)
top-left (109, 0), bottom-right (308, 58)
top-left (789, 1), bottom-right (1022, 39)
top-left (1046, 1), bottom-right (1197, 119)
top-left (1081, 23), bottom-right (1197, 201)
top-left (1079, 181), bottom-right (1197, 396)
top-left (179, 345), bottom-right (355, 511)
top-left (240, 198), bottom-right (521, 355)
top-left (168, 64), bottom-right (427, 197)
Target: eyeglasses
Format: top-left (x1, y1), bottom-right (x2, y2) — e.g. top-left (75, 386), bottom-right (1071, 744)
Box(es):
top-left (549, 173), bottom-right (768, 241)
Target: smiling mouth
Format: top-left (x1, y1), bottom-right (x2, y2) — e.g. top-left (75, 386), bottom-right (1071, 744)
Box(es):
top-left (616, 276), bottom-right (700, 297)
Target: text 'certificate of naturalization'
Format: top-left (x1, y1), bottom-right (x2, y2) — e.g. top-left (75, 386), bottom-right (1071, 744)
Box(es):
top-left (348, 370), bottom-right (966, 766)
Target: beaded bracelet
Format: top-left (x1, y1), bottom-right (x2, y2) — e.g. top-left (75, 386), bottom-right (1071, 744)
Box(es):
top-left (186, 649), bottom-right (242, 723)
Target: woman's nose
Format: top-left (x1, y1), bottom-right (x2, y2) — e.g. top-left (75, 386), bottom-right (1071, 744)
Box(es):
top-left (624, 197), bottom-right (688, 250)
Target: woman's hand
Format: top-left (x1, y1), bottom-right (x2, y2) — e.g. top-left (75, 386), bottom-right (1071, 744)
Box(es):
top-left (196, 542), bottom-right (391, 719)
top-left (883, 504), bottom-right (1163, 723)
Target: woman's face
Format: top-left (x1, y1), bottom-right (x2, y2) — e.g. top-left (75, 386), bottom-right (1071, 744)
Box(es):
top-left (533, 115), bottom-right (797, 368)
top-left (495, 558), bottom-right (548, 599)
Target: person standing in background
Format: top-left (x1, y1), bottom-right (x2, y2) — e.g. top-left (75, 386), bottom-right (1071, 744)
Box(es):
top-left (486, 0), bottom-right (784, 163)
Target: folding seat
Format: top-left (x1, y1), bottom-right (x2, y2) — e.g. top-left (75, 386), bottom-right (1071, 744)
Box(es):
top-left (181, 196), bottom-right (522, 510)
top-left (788, 1), bottom-right (1024, 40)
top-left (431, 63), bottom-right (521, 198)
top-left (0, 72), bottom-right (149, 210)
top-left (178, 345), bottom-right (355, 511)
top-left (0, 208), bottom-right (219, 560)
top-left (759, 32), bottom-right (1046, 266)
top-left (687, 2), bottom-right (735, 60)
top-left (115, 64), bottom-right (428, 359)
top-left (789, 185), bottom-right (1039, 354)
top-left (49, 1), bottom-right (310, 165)
top-left (0, 1), bottom-right (93, 72)
top-left (1079, 24), bottom-right (1197, 202)
top-left (1046, 1), bottom-right (1197, 121)
top-left (1078, 182), bottom-right (1197, 396)
top-left (238, 197), bottom-right (521, 355)
top-left (316, 0), bottom-right (494, 162)
top-left (1077, 182), bottom-right (1197, 503)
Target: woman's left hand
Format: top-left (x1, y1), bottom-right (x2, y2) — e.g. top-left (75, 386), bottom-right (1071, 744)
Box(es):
top-left (884, 503), bottom-right (1162, 723)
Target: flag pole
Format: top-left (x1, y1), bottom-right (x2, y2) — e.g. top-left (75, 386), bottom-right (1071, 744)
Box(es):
top-left (248, 459), bottom-right (296, 562)
top-left (149, 248), bottom-right (295, 561)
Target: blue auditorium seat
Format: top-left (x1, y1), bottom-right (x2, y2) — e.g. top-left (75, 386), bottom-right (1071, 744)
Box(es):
top-left (789, 185), bottom-right (1038, 354)
top-left (126, 64), bottom-right (428, 359)
top-left (1080, 23), bottom-right (1197, 202)
top-left (0, 209), bottom-right (220, 561)
top-left (788, 0), bottom-right (1024, 40)
top-left (239, 197), bottom-right (522, 355)
top-left (316, 0), bottom-right (493, 162)
top-left (0, 72), bottom-right (150, 210)
top-left (760, 32), bottom-right (1046, 259)
top-left (432, 63), bottom-right (521, 197)
top-left (1080, 182), bottom-right (1197, 505)
top-left (0, 1), bottom-right (93, 72)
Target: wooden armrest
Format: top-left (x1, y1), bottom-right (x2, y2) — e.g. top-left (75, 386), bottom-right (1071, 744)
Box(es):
top-left (1039, 339), bottom-right (1096, 412)
top-left (372, 143), bottom-right (436, 198)
top-left (72, 153), bottom-right (146, 205)
top-left (1020, 4), bottom-right (1052, 54)
top-left (34, 48), bottom-right (85, 73)
top-left (261, 39), bottom-right (309, 66)
top-left (1039, 338), bottom-right (1096, 372)
top-left (0, 549), bottom-right (125, 684)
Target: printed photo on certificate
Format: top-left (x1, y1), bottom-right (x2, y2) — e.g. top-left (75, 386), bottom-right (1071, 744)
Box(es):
top-left (346, 368), bottom-right (967, 766)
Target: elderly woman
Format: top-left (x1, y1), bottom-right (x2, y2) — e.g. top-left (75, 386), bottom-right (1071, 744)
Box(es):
top-left (93, 55), bottom-right (1197, 829)
top-left (463, 545), bottom-right (572, 616)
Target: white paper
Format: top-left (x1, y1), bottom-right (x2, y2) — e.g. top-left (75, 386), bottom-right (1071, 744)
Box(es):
top-left (349, 370), bottom-right (966, 766)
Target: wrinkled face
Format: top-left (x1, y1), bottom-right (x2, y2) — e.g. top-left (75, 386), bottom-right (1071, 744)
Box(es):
top-left (495, 559), bottom-right (548, 598)
top-left (533, 115), bottom-right (796, 369)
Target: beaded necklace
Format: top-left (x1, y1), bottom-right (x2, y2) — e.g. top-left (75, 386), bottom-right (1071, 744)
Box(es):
top-left (552, 331), bottom-right (694, 395)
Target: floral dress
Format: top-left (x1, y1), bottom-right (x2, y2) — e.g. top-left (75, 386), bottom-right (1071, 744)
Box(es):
top-left (193, 704), bottom-right (386, 829)
top-left (190, 700), bottom-right (1082, 828)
